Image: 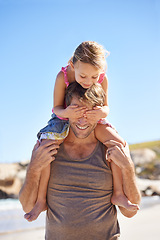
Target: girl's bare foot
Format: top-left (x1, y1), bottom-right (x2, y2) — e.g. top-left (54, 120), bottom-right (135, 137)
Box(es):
top-left (24, 201), bottom-right (47, 222)
top-left (111, 194), bottom-right (140, 211)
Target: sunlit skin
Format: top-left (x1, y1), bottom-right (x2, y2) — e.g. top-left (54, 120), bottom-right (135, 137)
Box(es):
top-left (53, 60), bottom-right (109, 120)
top-left (22, 94), bottom-right (140, 223)
top-left (22, 55), bottom-right (140, 223)
top-left (68, 96), bottom-right (97, 139)
top-left (71, 61), bottom-right (104, 89)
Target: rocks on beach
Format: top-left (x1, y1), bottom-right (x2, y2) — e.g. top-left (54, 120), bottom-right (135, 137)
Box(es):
top-left (131, 148), bottom-right (156, 165)
top-left (0, 145), bottom-right (160, 199)
top-left (131, 146), bottom-right (160, 196)
top-left (0, 162), bottom-right (28, 199)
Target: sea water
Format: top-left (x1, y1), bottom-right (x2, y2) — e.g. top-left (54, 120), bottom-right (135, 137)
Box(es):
top-left (0, 199), bottom-right (45, 234)
top-left (1, 196), bottom-right (160, 234)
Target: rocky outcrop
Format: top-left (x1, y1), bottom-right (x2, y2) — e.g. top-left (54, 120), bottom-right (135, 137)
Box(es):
top-left (136, 177), bottom-right (160, 196)
top-left (0, 162), bottom-right (28, 199)
top-left (131, 147), bottom-right (160, 180)
top-left (131, 147), bottom-right (160, 196)
top-left (131, 148), bottom-right (156, 165)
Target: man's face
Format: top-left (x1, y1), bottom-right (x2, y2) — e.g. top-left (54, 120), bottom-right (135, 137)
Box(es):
top-left (69, 96), bottom-right (97, 139)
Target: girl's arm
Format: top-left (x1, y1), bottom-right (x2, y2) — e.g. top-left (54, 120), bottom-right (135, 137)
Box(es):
top-left (53, 71), bottom-right (86, 119)
top-left (53, 71), bottom-right (68, 118)
top-left (85, 75), bottom-right (110, 121)
top-left (101, 74), bottom-right (110, 116)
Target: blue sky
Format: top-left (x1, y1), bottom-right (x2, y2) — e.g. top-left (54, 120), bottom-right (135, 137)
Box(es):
top-left (0, 0), bottom-right (160, 163)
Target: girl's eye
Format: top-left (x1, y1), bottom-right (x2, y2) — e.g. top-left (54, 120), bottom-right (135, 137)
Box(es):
top-left (92, 76), bottom-right (98, 79)
top-left (80, 75), bottom-right (86, 78)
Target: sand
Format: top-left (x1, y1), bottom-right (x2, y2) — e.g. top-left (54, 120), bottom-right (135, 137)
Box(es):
top-left (1, 202), bottom-right (160, 240)
top-left (0, 227), bottom-right (45, 240)
top-left (119, 203), bottom-right (160, 239)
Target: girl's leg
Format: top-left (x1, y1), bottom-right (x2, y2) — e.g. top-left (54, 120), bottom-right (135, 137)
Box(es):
top-left (111, 161), bottom-right (139, 211)
top-left (24, 165), bottom-right (50, 222)
top-left (95, 123), bottom-right (139, 211)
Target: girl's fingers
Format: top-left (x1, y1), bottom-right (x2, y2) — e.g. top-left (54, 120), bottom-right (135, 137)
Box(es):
top-left (75, 109), bottom-right (86, 114)
top-left (70, 105), bottom-right (78, 107)
top-left (74, 106), bottom-right (86, 111)
top-left (93, 106), bottom-right (101, 110)
top-left (86, 110), bottom-right (94, 114)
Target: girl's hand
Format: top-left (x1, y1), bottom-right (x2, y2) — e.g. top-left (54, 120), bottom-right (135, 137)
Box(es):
top-left (65, 105), bottom-right (87, 119)
top-left (84, 106), bottom-right (106, 122)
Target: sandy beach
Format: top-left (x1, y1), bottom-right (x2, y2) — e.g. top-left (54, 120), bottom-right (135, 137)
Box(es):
top-left (1, 198), bottom-right (160, 240)
top-left (118, 202), bottom-right (160, 239)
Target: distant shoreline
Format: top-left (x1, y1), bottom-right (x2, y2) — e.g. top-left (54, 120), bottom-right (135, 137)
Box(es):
top-left (0, 226), bottom-right (44, 236)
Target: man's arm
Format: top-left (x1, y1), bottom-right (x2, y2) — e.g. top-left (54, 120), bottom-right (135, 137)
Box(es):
top-left (19, 140), bottom-right (59, 213)
top-left (105, 140), bottom-right (141, 218)
top-left (119, 162), bottom-right (141, 217)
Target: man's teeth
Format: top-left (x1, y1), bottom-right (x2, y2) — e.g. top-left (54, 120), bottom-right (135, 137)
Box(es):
top-left (76, 125), bottom-right (88, 130)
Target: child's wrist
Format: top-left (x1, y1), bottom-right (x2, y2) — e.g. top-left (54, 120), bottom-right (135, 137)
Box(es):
top-left (100, 110), bottom-right (108, 118)
top-left (63, 108), bottom-right (69, 118)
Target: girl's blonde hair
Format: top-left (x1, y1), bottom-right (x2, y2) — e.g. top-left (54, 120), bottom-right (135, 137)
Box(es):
top-left (69, 41), bottom-right (109, 70)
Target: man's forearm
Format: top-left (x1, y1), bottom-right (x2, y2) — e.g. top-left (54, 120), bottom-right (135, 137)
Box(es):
top-left (122, 164), bottom-right (141, 204)
top-left (19, 140), bottom-right (59, 213)
top-left (19, 166), bottom-right (41, 213)
top-left (120, 163), bottom-right (141, 217)
top-left (105, 140), bottom-right (141, 217)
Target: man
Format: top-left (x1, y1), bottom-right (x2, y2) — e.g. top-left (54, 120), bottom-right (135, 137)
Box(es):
top-left (19, 82), bottom-right (141, 240)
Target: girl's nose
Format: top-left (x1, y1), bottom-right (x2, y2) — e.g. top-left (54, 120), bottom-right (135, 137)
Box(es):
top-left (85, 78), bottom-right (92, 84)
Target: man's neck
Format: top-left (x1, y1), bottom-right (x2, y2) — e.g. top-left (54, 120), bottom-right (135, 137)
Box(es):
top-left (63, 129), bottom-right (98, 160)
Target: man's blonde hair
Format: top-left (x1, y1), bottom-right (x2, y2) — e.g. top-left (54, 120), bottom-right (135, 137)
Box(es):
top-left (65, 82), bottom-right (105, 108)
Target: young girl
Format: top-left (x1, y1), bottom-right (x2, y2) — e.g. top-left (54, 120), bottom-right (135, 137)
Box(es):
top-left (24, 41), bottom-right (139, 222)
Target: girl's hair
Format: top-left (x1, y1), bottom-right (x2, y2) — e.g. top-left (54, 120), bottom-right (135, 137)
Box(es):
top-left (69, 41), bottom-right (109, 70)
top-left (65, 82), bottom-right (105, 108)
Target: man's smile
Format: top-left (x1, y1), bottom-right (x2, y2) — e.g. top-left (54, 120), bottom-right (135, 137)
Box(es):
top-left (76, 124), bottom-right (89, 130)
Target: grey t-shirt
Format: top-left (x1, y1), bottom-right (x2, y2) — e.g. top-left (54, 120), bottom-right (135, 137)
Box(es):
top-left (46, 141), bottom-right (120, 240)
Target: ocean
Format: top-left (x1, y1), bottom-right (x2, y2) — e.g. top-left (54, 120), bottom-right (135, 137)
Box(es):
top-left (0, 199), bottom-right (45, 234)
top-left (0, 196), bottom-right (160, 234)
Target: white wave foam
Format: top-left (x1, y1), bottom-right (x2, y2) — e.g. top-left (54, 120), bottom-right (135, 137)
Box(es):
top-left (0, 199), bottom-right (22, 211)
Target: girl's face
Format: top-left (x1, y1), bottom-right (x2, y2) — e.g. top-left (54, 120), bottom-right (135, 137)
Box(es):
top-left (73, 61), bottom-right (103, 89)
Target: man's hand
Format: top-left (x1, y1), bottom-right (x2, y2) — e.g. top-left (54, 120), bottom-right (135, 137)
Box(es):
top-left (104, 140), bottom-right (133, 170)
top-left (29, 140), bottom-right (60, 174)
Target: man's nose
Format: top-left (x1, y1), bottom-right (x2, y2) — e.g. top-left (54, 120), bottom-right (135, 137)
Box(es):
top-left (77, 116), bottom-right (88, 125)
